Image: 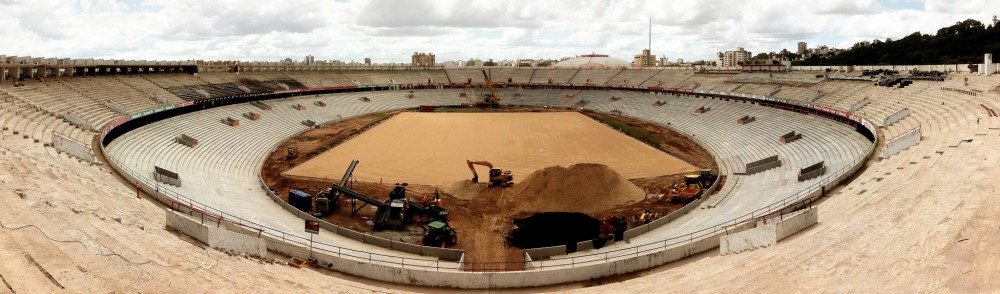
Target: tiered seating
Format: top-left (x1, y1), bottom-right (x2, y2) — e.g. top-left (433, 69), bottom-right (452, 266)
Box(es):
top-left (606, 69), bottom-right (660, 87)
top-left (279, 71), bottom-right (355, 87)
top-left (567, 69), bottom-right (618, 85)
top-left (443, 68), bottom-right (482, 84)
top-left (490, 68), bottom-right (534, 84)
top-left (0, 113), bottom-right (364, 292)
top-left (811, 80), bottom-right (873, 109)
top-left (114, 76), bottom-right (184, 105)
top-left (106, 90), bottom-right (448, 269)
top-left (529, 69), bottom-right (578, 84)
top-left (640, 70), bottom-right (697, 88)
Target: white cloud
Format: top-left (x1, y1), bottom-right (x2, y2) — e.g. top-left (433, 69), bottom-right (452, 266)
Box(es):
top-left (0, 0), bottom-right (993, 63)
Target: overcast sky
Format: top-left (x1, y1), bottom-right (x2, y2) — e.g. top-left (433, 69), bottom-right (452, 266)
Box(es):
top-left (0, 0), bottom-right (995, 63)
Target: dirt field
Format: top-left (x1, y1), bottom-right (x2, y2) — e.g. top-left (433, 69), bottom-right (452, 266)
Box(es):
top-left (282, 112), bottom-right (697, 186)
top-left (262, 109), bottom-right (718, 270)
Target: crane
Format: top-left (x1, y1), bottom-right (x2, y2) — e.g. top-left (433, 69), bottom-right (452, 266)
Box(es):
top-left (477, 69), bottom-right (501, 107)
top-left (466, 160), bottom-right (514, 188)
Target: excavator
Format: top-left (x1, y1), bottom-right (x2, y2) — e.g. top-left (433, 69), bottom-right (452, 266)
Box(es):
top-left (466, 160), bottom-right (514, 188)
top-left (476, 69), bottom-right (501, 107)
top-left (666, 169), bottom-right (716, 203)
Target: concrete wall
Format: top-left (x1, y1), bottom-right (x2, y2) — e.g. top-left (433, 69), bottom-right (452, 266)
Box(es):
top-left (881, 127), bottom-right (921, 159)
top-left (52, 132), bottom-right (97, 163)
top-left (208, 227), bottom-right (267, 256)
top-left (524, 245), bottom-right (566, 260)
top-left (166, 209), bottom-right (268, 256)
top-left (165, 209), bottom-right (209, 243)
top-left (884, 107), bottom-right (911, 126)
top-left (719, 206), bottom-right (818, 255)
top-left (64, 112), bottom-right (95, 131)
top-left (720, 222), bottom-right (776, 255)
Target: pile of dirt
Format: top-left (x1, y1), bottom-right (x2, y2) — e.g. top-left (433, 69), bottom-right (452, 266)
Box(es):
top-left (442, 179), bottom-right (486, 200)
top-left (504, 163), bottom-right (646, 213)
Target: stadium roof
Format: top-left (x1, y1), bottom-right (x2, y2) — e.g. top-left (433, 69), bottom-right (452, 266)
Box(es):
top-left (553, 54), bottom-right (631, 69)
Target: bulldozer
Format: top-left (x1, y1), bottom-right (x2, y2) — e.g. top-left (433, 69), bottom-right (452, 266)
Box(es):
top-left (422, 221), bottom-right (458, 248)
top-left (467, 160), bottom-right (514, 188)
top-left (666, 169), bottom-right (716, 203)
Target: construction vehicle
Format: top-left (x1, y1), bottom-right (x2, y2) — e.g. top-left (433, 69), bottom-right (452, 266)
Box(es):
top-left (286, 147), bottom-right (299, 160)
top-left (466, 160), bottom-right (514, 188)
top-left (324, 161), bottom-right (450, 230)
top-left (666, 169), bottom-right (717, 203)
top-left (314, 159), bottom-right (359, 216)
top-left (329, 182), bottom-right (411, 230)
top-left (475, 69), bottom-right (501, 107)
top-left (422, 221), bottom-right (458, 248)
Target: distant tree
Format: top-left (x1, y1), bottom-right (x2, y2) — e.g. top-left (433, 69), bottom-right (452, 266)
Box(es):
top-left (792, 18), bottom-right (999, 66)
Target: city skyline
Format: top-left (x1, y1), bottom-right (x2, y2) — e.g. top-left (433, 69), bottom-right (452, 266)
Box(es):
top-left (0, 0), bottom-right (994, 63)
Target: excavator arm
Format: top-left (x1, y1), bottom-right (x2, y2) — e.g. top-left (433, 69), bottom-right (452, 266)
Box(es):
top-left (480, 69), bottom-right (500, 104)
top-left (466, 160), bottom-right (493, 183)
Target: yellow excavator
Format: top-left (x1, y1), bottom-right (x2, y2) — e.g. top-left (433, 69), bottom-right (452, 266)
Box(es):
top-left (466, 160), bottom-right (514, 188)
top-left (476, 69), bottom-right (501, 107)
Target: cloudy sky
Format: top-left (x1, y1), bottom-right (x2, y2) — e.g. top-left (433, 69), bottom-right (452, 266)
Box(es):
top-left (0, 0), bottom-right (995, 63)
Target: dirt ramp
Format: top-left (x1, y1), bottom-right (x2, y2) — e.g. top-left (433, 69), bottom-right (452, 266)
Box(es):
top-left (506, 163), bottom-right (646, 213)
top-left (442, 180), bottom-right (486, 200)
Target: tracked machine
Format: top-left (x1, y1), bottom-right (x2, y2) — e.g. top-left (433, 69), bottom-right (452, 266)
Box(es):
top-left (467, 160), bottom-right (514, 188)
top-left (475, 69), bottom-right (501, 107)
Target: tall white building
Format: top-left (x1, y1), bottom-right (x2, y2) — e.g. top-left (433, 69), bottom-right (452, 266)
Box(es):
top-left (304, 55), bottom-right (315, 64)
top-left (717, 48), bottom-right (752, 67)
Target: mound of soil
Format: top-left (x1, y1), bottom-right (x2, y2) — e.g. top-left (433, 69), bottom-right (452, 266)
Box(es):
top-left (442, 179), bottom-right (485, 200)
top-left (506, 212), bottom-right (600, 250)
top-left (505, 163), bottom-right (646, 213)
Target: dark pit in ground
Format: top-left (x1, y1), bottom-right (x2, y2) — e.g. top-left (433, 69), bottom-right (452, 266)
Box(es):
top-left (505, 212), bottom-right (600, 252)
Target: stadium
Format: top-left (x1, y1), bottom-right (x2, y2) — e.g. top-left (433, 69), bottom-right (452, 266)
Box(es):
top-left (1, 7), bottom-right (1000, 294)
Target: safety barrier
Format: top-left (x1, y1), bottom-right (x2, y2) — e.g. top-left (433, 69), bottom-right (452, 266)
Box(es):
top-left (175, 134), bottom-right (198, 147)
top-left (745, 155), bottom-right (782, 175)
top-left (244, 112), bottom-right (260, 121)
top-left (797, 161), bottom-right (826, 182)
top-left (52, 131), bottom-right (97, 163)
top-left (808, 91), bottom-right (825, 102)
top-left (104, 99), bottom-right (128, 115)
top-left (221, 117), bottom-right (239, 127)
top-left (849, 97), bottom-right (871, 112)
top-left (154, 166), bottom-right (182, 187)
top-left (64, 111), bottom-right (95, 131)
top-left (884, 106), bottom-right (911, 126)
top-left (940, 86), bottom-right (981, 96)
top-left (779, 131), bottom-right (802, 144)
top-left (737, 115), bottom-right (756, 125)
top-left (881, 127), bottom-right (921, 159)
top-left (250, 100), bottom-right (272, 110)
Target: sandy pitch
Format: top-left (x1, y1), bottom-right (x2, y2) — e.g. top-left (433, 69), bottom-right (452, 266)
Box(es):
top-left (283, 112), bottom-right (696, 186)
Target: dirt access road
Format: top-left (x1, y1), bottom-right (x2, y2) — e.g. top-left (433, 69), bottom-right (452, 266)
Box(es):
top-left (283, 112), bottom-right (696, 186)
